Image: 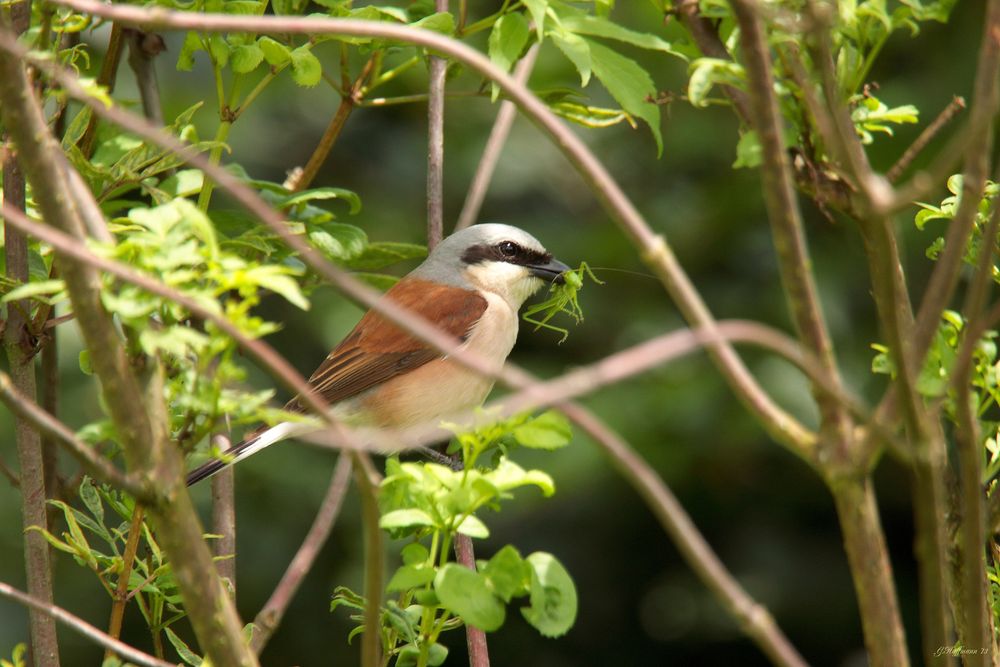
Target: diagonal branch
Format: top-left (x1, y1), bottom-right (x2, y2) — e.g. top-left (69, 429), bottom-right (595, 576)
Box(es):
top-left (0, 581), bottom-right (175, 667)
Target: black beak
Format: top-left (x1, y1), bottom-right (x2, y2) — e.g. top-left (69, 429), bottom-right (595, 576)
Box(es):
top-left (528, 257), bottom-right (571, 284)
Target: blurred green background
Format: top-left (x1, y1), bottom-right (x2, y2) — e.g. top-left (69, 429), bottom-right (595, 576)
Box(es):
top-left (0, 1), bottom-right (987, 665)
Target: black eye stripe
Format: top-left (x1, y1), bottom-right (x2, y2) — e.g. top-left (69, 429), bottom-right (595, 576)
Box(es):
top-left (461, 242), bottom-right (552, 267)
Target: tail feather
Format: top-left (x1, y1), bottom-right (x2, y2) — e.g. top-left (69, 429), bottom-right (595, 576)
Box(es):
top-left (185, 422), bottom-right (309, 486)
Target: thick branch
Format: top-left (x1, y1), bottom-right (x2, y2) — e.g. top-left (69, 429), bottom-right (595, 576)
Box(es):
top-left (0, 33), bottom-right (257, 667)
top-left (3, 101), bottom-right (61, 667)
top-left (731, 0), bottom-right (852, 458)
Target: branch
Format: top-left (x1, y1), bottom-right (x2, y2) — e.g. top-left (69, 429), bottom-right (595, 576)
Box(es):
top-left (2, 69), bottom-right (61, 664)
top-left (42, 0), bottom-right (817, 461)
top-left (426, 0), bottom-right (448, 249)
top-left (948, 195), bottom-right (1000, 664)
top-left (250, 454), bottom-right (352, 654)
top-left (557, 404), bottom-right (807, 667)
top-left (211, 436), bottom-right (237, 599)
top-left (912, 0), bottom-right (1000, 364)
top-left (454, 535), bottom-right (490, 667)
top-left (0, 370), bottom-right (151, 500)
top-left (731, 0), bottom-right (852, 457)
top-left (886, 96), bottom-right (966, 184)
top-left (0, 581), bottom-right (175, 667)
top-left (455, 44), bottom-right (540, 232)
top-left (0, 29), bottom-right (257, 666)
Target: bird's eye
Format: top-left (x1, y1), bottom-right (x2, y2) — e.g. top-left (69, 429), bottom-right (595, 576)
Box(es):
top-left (498, 241), bottom-right (519, 257)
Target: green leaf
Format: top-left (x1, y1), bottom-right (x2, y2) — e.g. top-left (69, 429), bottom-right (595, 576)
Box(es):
top-left (512, 410), bottom-right (572, 449)
top-left (587, 39), bottom-right (662, 155)
top-left (164, 627), bottom-right (202, 666)
top-left (176, 31), bottom-right (202, 71)
top-left (1, 279), bottom-right (65, 304)
top-left (387, 563), bottom-right (437, 591)
top-left (549, 100), bottom-right (630, 128)
top-left (487, 458), bottom-right (555, 496)
top-left (411, 11), bottom-right (455, 35)
top-left (231, 42), bottom-right (265, 73)
top-left (79, 478), bottom-right (104, 525)
top-left (560, 14), bottom-right (680, 56)
top-left (344, 242), bottom-right (426, 271)
top-left (209, 34), bottom-right (230, 68)
top-left (489, 12), bottom-right (530, 74)
top-left (551, 30), bottom-right (591, 87)
top-left (243, 266), bottom-right (310, 310)
top-left (456, 514), bottom-right (490, 538)
top-left (401, 542), bottom-right (429, 565)
top-left (279, 186), bottom-right (361, 214)
top-left (309, 223), bottom-right (368, 262)
top-left (733, 129), bottom-right (762, 169)
top-left (521, 552), bottom-right (577, 637)
top-left (258, 36), bottom-right (291, 65)
top-left (158, 169), bottom-right (204, 198)
top-left (352, 272), bottom-right (399, 291)
top-left (688, 58), bottom-right (745, 108)
top-left (290, 45), bottom-right (322, 87)
top-left (522, 0), bottom-right (549, 39)
top-left (380, 508), bottom-right (437, 529)
top-left (483, 545), bottom-right (530, 602)
top-left (434, 563), bottom-right (505, 631)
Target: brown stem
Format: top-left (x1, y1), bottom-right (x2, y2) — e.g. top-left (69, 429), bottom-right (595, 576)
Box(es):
top-left (125, 29), bottom-right (166, 126)
top-left (289, 57), bottom-right (374, 192)
top-left (455, 44), bottom-right (540, 232)
top-left (427, 3), bottom-right (448, 250)
top-left (828, 476), bottom-right (910, 667)
top-left (886, 96), bottom-right (966, 183)
top-left (105, 505), bottom-right (146, 658)
top-left (250, 455), bottom-right (352, 654)
top-left (78, 22), bottom-right (125, 158)
top-left (454, 535), bottom-right (490, 667)
top-left (3, 122), bottom-right (61, 667)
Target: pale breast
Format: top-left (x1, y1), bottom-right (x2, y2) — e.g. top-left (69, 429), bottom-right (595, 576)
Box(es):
top-left (359, 292), bottom-right (518, 428)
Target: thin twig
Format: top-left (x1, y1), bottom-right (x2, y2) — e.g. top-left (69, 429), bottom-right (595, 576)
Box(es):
top-left (352, 453), bottom-right (383, 667)
top-left (250, 455), bottom-right (352, 654)
top-left (886, 96), bottom-right (966, 183)
top-left (455, 44), bottom-right (539, 232)
top-left (105, 505), bottom-right (146, 658)
top-left (78, 21), bottom-right (125, 158)
top-left (40, 0), bottom-right (817, 459)
top-left (0, 581), bottom-right (175, 667)
top-left (426, 0), bottom-right (448, 250)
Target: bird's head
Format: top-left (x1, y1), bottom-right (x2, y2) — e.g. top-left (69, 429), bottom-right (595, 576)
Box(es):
top-left (413, 224), bottom-right (569, 308)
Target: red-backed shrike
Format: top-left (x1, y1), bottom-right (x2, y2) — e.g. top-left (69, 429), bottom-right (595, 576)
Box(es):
top-left (186, 223), bottom-right (569, 485)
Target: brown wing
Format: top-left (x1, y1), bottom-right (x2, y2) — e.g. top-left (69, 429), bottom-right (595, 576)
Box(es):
top-left (285, 278), bottom-right (488, 412)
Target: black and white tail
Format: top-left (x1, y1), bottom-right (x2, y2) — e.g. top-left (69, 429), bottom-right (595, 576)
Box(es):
top-left (185, 422), bottom-right (307, 486)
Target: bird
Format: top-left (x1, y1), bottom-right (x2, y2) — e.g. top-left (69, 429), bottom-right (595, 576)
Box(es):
top-left (186, 223), bottom-right (569, 485)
